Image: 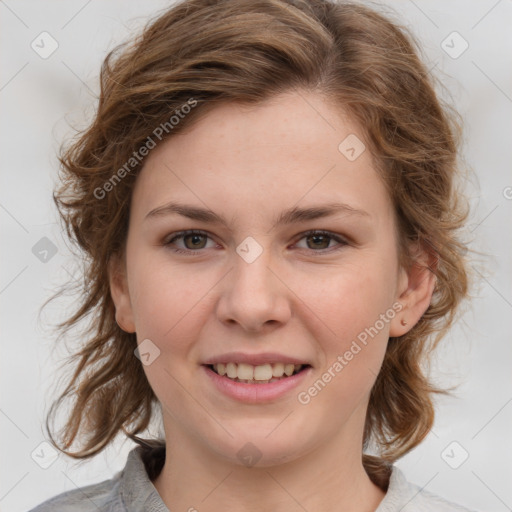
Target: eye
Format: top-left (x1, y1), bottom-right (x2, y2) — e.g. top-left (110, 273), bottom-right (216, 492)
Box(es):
top-left (164, 230), bottom-right (217, 254)
top-left (294, 230), bottom-right (348, 254)
top-left (164, 229), bottom-right (348, 256)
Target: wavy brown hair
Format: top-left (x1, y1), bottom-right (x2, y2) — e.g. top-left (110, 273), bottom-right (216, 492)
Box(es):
top-left (43, 0), bottom-right (470, 484)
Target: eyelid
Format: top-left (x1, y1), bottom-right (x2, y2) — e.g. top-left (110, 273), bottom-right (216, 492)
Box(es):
top-left (164, 229), bottom-right (216, 249)
top-left (294, 229), bottom-right (348, 249)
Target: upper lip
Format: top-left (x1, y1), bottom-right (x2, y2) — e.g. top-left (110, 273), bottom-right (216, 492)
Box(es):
top-left (202, 352), bottom-right (311, 366)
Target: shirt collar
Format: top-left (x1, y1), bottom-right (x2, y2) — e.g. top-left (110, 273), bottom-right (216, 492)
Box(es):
top-left (119, 445), bottom-right (169, 512)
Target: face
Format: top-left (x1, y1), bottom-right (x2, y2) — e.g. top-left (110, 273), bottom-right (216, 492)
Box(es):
top-left (110, 90), bottom-right (432, 468)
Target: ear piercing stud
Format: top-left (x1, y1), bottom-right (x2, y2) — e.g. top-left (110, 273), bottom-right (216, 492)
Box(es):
top-left (400, 319), bottom-right (408, 326)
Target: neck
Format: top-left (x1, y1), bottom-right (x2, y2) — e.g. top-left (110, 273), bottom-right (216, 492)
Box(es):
top-left (152, 422), bottom-right (387, 512)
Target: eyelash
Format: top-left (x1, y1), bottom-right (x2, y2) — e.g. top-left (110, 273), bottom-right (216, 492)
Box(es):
top-left (164, 229), bottom-right (348, 256)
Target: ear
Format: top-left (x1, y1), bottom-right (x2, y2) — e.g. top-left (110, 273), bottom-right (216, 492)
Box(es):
top-left (389, 241), bottom-right (437, 337)
top-left (108, 252), bottom-right (136, 333)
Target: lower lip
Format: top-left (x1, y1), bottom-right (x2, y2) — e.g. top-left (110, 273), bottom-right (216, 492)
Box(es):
top-left (202, 365), bottom-right (312, 403)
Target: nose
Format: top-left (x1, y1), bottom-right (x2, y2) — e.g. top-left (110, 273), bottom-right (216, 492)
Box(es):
top-left (215, 249), bottom-right (292, 333)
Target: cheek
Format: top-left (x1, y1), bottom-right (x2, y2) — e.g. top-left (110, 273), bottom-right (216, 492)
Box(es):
top-left (294, 283), bottom-right (392, 416)
top-left (300, 259), bottom-right (396, 333)
top-left (127, 264), bottom-right (211, 411)
top-left (128, 255), bottom-right (212, 341)
top-left (293, 255), bottom-right (397, 381)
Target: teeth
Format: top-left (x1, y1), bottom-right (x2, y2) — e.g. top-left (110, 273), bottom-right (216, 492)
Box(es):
top-left (212, 362), bottom-right (304, 381)
top-left (226, 362), bottom-right (237, 378)
top-left (254, 364), bottom-right (273, 380)
top-left (284, 363), bottom-right (295, 376)
top-left (272, 363), bottom-right (284, 377)
top-left (237, 363), bottom-right (254, 380)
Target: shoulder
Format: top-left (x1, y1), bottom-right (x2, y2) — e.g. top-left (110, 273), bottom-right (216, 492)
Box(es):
top-left (27, 475), bottom-right (122, 512)
top-left (27, 443), bottom-right (166, 512)
top-left (377, 465), bottom-right (479, 512)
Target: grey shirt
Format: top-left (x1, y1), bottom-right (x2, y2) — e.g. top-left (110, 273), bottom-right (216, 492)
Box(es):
top-left (29, 445), bottom-right (477, 511)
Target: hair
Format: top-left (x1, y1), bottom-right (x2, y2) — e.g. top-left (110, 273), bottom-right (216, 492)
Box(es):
top-left (44, 0), bottom-right (470, 486)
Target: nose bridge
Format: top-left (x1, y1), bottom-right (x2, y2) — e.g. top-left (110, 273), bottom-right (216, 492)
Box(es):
top-left (233, 246), bottom-right (274, 296)
top-left (216, 239), bottom-right (291, 330)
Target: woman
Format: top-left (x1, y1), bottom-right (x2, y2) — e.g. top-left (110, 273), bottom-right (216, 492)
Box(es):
top-left (31, 0), bottom-right (475, 510)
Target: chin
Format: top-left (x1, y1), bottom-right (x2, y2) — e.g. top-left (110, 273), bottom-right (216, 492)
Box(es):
top-left (206, 428), bottom-right (315, 469)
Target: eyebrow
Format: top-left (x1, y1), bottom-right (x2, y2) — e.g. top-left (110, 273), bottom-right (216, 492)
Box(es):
top-left (144, 201), bottom-right (370, 230)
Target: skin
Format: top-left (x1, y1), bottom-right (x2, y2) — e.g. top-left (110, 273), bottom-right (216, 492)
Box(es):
top-left (109, 89), bottom-right (436, 512)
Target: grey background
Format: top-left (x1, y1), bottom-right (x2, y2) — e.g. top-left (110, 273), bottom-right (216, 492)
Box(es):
top-left (1, 1), bottom-right (511, 511)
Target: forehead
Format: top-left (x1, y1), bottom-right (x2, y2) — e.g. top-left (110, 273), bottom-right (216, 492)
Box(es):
top-left (130, 90), bottom-right (392, 226)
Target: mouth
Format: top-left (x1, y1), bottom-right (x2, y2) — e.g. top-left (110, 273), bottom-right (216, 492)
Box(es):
top-left (204, 362), bottom-right (311, 384)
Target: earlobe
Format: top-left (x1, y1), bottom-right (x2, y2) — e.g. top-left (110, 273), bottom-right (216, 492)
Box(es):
top-left (389, 243), bottom-right (437, 337)
top-left (108, 254), bottom-right (136, 333)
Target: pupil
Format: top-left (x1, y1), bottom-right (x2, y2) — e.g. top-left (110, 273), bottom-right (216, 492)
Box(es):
top-left (185, 234), bottom-right (206, 249)
top-left (309, 234), bottom-right (329, 249)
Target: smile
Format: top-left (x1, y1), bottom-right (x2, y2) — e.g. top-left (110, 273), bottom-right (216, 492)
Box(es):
top-left (202, 363), bottom-right (312, 403)
top-left (209, 362), bottom-right (307, 383)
